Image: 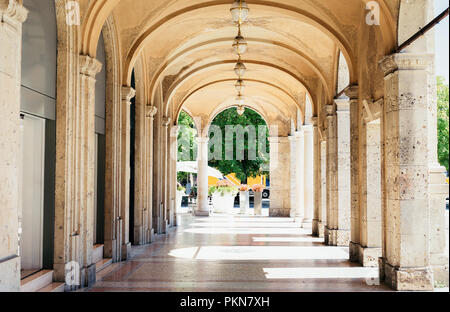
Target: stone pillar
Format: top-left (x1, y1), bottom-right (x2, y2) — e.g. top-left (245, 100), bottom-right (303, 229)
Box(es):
top-left (0, 0), bottom-right (27, 292)
top-left (319, 140), bottom-right (327, 238)
top-left (303, 125), bottom-right (314, 228)
top-left (120, 86), bottom-right (135, 260)
top-left (378, 53), bottom-right (435, 291)
top-left (78, 55), bottom-right (103, 287)
top-left (429, 166), bottom-right (449, 286)
top-left (288, 136), bottom-right (297, 218)
top-left (145, 106), bottom-right (157, 242)
top-left (269, 137), bottom-right (291, 217)
top-left (353, 119), bottom-right (382, 266)
top-left (195, 137), bottom-right (210, 216)
top-left (162, 117), bottom-right (172, 231)
top-left (294, 132), bottom-right (305, 222)
top-left (312, 118), bottom-right (321, 236)
top-left (325, 105), bottom-right (337, 245)
top-left (325, 100), bottom-right (351, 246)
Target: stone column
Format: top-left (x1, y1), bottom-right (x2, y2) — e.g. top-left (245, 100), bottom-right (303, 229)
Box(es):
top-left (294, 132), bottom-right (305, 223)
top-left (161, 117), bottom-right (172, 231)
top-left (269, 137), bottom-right (291, 217)
top-left (352, 118), bottom-right (383, 267)
top-left (76, 55), bottom-right (103, 287)
top-left (325, 100), bottom-right (351, 246)
top-left (288, 135), bottom-right (297, 218)
top-left (312, 118), bottom-right (320, 236)
top-left (303, 125), bottom-right (314, 228)
top-left (119, 86), bottom-right (135, 260)
top-left (429, 166), bottom-right (449, 286)
top-left (325, 105), bottom-right (337, 245)
top-left (146, 107), bottom-right (157, 241)
top-left (0, 0), bottom-right (27, 292)
top-left (378, 53), bottom-right (435, 291)
top-left (335, 99), bottom-right (351, 246)
top-left (319, 140), bottom-right (327, 238)
top-left (195, 137), bottom-right (210, 216)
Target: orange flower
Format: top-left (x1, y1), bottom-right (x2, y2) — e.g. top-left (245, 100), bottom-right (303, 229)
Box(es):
top-left (251, 184), bottom-right (265, 192)
top-left (238, 184), bottom-right (250, 191)
top-left (216, 180), bottom-right (235, 188)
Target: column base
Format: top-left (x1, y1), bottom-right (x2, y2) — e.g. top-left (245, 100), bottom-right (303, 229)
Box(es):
top-left (80, 263), bottom-right (96, 288)
top-left (379, 258), bottom-right (434, 291)
top-left (302, 219), bottom-right (313, 229)
top-left (312, 219), bottom-right (320, 237)
top-left (431, 254), bottom-right (449, 287)
top-left (325, 228), bottom-right (349, 246)
top-left (104, 239), bottom-right (118, 262)
top-left (350, 242), bottom-right (381, 267)
top-left (0, 255), bottom-right (20, 291)
top-left (318, 222), bottom-right (325, 238)
top-left (194, 209), bottom-right (210, 216)
top-left (269, 208), bottom-right (291, 217)
top-left (121, 242), bottom-right (131, 261)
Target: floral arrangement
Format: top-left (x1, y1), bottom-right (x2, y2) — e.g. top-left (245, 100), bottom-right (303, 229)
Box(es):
top-left (209, 180), bottom-right (238, 197)
top-left (238, 184), bottom-right (250, 192)
top-left (251, 184), bottom-right (265, 192)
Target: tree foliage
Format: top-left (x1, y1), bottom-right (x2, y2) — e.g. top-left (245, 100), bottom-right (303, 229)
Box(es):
top-left (177, 111), bottom-right (197, 182)
top-left (208, 108), bottom-right (269, 183)
top-left (437, 76), bottom-right (449, 172)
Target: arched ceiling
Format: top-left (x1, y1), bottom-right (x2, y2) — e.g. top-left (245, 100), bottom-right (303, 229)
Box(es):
top-left (79, 0), bottom-right (400, 127)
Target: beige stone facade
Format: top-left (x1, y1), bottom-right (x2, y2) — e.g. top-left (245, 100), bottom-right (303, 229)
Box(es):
top-left (0, 0), bottom-right (448, 292)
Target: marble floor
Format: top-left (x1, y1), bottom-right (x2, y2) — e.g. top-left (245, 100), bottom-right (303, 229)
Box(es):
top-left (88, 213), bottom-right (393, 292)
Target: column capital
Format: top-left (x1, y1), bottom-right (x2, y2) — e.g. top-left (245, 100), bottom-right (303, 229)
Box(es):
top-left (80, 55), bottom-right (102, 78)
top-left (121, 86), bottom-right (136, 103)
top-left (334, 99), bottom-right (350, 112)
top-left (325, 104), bottom-right (336, 117)
top-left (163, 117), bottom-right (172, 127)
top-left (311, 116), bottom-right (319, 127)
top-left (0, 0), bottom-right (28, 24)
top-left (294, 131), bottom-right (304, 139)
top-left (303, 125), bottom-right (314, 135)
top-left (343, 84), bottom-right (359, 100)
top-left (146, 106), bottom-right (158, 119)
top-left (379, 53), bottom-right (434, 77)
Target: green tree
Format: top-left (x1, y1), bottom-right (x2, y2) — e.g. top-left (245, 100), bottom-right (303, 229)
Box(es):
top-left (437, 76), bottom-right (449, 172)
top-left (209, 108), bottom-right (269, 183)
top-left (177, 111), bottom-right (197, 182)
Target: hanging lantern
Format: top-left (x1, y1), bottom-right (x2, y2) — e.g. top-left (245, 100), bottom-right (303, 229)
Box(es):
top-left (233, 32), bottom-right (248, 55)
top-left (235, 79), bottom-right (245, 94)
top-left (230, 0), bottom-right (249, 25)
top-left (234, 61), bottom-right (246, 78)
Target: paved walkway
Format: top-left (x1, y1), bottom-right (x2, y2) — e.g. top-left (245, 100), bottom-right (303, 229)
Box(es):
top-left (89, 213), bottom-right (392, 292)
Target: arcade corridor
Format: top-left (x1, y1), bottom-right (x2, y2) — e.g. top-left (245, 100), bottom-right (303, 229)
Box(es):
top-left (88, 214), bottom-right (390, 292)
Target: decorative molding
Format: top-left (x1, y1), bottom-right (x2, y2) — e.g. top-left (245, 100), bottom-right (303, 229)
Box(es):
top-left (363, 98), bottom-right (383, 123)
top-left (0, 0), bottom-right (28, 24)
top-left (325, 104), bottom-right (336, 117)
top-left (79, 55), bottom-right (102, 78)
top-left (311, 116), bottom-right (319, 127)
top-left (343, 84), bottom-right (359, 100)
top-left (121, 86), bottom-right (136, 102)
top-left (334, 99), bottom-right (350, 112)
top-left (146, 106), bottom-right (158, 118)
top-left (163, 117), bottom-right (172, 127)
top-left (379, 53), bottom-right (434, 77)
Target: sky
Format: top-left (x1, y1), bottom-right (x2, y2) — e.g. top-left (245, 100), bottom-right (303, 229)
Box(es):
top-left (435, 0), bottom-right (449, 83)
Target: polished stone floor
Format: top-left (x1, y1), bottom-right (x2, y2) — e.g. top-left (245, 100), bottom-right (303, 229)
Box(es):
top-left (88, 213), bottom-right (393, 292)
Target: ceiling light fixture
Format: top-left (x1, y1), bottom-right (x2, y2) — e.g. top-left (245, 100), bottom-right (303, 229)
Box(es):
top-left (230, 0), bottom-right (249, 25)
